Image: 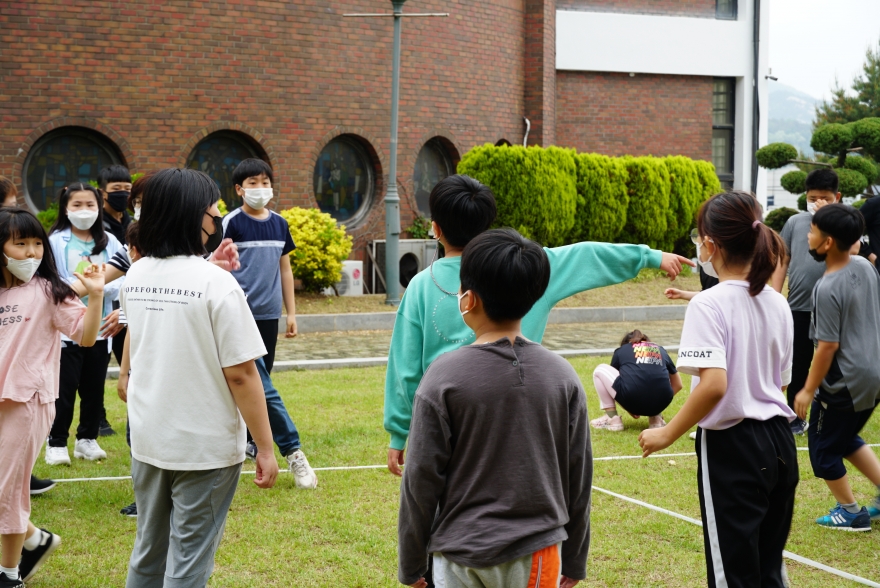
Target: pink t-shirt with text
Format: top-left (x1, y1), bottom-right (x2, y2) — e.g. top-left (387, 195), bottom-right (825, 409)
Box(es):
top-left (677, 281), bottom-right (796, 430)
top-left (0, 278), bottom-right (86, 404)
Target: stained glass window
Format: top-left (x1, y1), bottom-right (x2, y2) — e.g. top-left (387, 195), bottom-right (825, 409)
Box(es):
top-left (186, 132), bottom-right (262, 210)
top-left (313, 137), bottom-right (373, 225)
top-left (413, 139), bottom-right (454, 218)
top-left (24, 129), bottom-right (120, 211)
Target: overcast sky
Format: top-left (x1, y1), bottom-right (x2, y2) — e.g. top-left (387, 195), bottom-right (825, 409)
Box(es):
top-left (769, 0), bottom-right (880, 100)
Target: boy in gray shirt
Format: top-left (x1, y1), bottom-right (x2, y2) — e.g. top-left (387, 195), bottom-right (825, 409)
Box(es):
top-left (774, 168), bottom-right (840, 435)
top-left (794, 204), bottom-right (880, 531)
top-left (398, 229), bottom-right (591, 588)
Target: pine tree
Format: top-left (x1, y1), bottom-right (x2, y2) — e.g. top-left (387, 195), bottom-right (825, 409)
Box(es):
top-left (816, 41), bottom-right (880, 125)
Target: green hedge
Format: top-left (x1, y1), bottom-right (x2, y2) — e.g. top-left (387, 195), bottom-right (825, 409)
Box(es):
top-left (780, 170), bottom-right (807, 194)
top-left (756, 143), bottom-right (798, 169)
top-left (844, 155), bottom-right (878, 184)
top-left (571, 153), bottom-right (629, 242)
top-left (457, 144), bottom-right (577, 247)
top-left (764, 207), bottom-right (799, 233)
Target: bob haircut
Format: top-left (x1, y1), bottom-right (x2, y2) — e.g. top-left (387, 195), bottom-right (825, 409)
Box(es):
top-left (49, 183), bottom-right (109, 255)
top-left (137, 168), bottom-right (220, 258)
top-left (128, 171), bottom-right (153, 212)
top-left (97, 164), bottom-right (132, 190)
top-left (232, 158), bottom-right (274, 187)
top-left (0, 208), bottom-right (75, 304)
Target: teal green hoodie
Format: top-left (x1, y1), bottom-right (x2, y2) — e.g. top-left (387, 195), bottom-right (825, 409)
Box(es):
top-left (384, 241), bottom-right (663, 450)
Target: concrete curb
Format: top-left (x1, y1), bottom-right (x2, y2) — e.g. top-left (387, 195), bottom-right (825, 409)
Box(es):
top-left (289, 305), bottom-right (687, 334)
top-left (106, 346), bottom-right (680, 377)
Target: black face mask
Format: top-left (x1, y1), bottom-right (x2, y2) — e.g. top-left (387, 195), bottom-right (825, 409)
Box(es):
top-left (106, 190), bottom-right (130, 213)
top-left (202, 214), bottom-right (224, 254)
top-left (808, 247), bottom-right (827, 263)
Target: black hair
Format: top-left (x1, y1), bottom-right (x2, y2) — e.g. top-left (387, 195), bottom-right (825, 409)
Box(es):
top-left (137, 168), bottom-right (220, 258)
top-left (232, 158), bottom-right (274, 187)
top-left (97, 164), bottom-right (132, 190)
top-left (621, 330), bottom-right (649, 346)
top-left (460, 228), bottom-right (550, 322)
top-left (429, 175), bottom-right (497, 248)
top-left (805, 168), bottom-right (839, 194)
top-left (129, 171), bottom-right (153, 212)
top-left (812, 203), bottom-right (864, 251)
top-left (0, 208), bottom-right (76, 304)
top-left (697, 190), bottom-right (784, 297)
top-left (49, 183), bottom-right (109, 255)
top-left (0, 176), bottom-right (16, 206)
top-left (125, 221), bottom-right (141, 252)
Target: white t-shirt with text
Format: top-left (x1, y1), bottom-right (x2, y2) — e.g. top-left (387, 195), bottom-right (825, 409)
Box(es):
top-left (677, 281), bottom-right (795, 430)
top-left (121, 256), bottom-right (267, 470)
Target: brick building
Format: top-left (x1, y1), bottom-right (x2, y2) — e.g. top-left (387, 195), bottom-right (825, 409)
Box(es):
top-left (1, 0), bottom-right (767, 289)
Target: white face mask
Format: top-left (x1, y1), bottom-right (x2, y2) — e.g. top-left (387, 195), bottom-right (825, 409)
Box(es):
top-left (457, 290), bottom-right (470, 317)
top-left (68, 209), bottom-right (98, 231)
top-left (133, 206), bottom-right (141, 221)
top-left (696, 241), bottom-right (719, 279)
top-left (243, 188), bottom-right (273, 210)
top-left (807, 202), bottom-right (819, 216)
top-left (4, 254), bottom-right (40, 283)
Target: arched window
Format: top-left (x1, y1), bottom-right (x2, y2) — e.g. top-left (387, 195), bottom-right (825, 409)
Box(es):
top-left (313, 136), bottom-right (374, 226)
top-left (413, 138), bottom-right (457, 218)
top-left (186, 132), bottom-right (266, 210)
top-left (23, 128), bottom-right (123, 211)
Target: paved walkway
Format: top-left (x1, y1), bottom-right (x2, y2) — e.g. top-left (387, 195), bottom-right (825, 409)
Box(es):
top-left (273, 320), bottom-right (684, 361)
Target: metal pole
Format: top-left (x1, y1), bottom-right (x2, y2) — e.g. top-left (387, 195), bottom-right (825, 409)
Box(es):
top-left (384, 0), bottom-right (404, 305)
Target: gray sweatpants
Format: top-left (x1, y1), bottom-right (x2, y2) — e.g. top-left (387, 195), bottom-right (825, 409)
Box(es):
top-left (432, 543), bottom-right (562, 588)
top-left (125, 458), bottom-right (243, 588)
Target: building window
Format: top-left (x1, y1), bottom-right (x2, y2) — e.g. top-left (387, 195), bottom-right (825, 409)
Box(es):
top-left (186, 132), bottom-right (264, 210)
top-left (23, 128), bottom-right (122, 211)
top-left (313, 136), bottom-right (374, 226)
top-left (712, 78), bottom-right (735, 190)
top-left (716, 0), bottom-right (737, 19)
top-left (413, 139), bottom-right (456, 218)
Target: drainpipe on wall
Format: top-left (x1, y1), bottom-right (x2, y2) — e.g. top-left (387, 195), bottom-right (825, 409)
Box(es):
top-left (751, 0), bottom-right (761, 193)
top-left (523, 117), bottom-right (531, 147)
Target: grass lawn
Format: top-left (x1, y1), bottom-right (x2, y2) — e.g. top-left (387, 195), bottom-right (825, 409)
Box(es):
top-left (28, 356), bottom-right (878, 587)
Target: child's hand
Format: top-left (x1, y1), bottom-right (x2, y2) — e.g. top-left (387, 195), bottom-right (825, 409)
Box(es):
top-left (794, 388), bottom-right (813, 421)
top-left (118, 372), bottom-right (129, 403)
top-left (286, 315), bottom-right (298, 338)
top-left (659, 252), bottom-right (696, 280)
top-left (408, 579), bottom-right (427, 588)
top-left (560, 577), bottom-right (581, 588)
top-left (74, 263), bottom-right (106, 298)
top-left (638, 427), bottom-right (674, 458)
top-left (665, 288), bottom-right (684, 299)
top-left (100, 309), bottom-right (124, 338)
top-left (211, 239), bottom-right (240, 272)
top-left (388, 448), bottom-right (405, 477)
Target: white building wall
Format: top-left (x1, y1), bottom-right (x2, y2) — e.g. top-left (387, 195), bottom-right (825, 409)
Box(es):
top-left (556, 1), bottom-right (770, 204)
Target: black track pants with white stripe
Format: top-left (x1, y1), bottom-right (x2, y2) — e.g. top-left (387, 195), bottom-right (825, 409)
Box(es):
top-left (696, 416), bottom-right (799, 588)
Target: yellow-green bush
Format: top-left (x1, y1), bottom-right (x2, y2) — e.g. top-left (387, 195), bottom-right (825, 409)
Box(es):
top-left (279, 207), bottom-right (353, 293)
top-left (571, 153), bottom-right (629, 242)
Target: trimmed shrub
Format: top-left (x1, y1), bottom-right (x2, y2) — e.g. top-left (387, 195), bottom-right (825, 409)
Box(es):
top-left (618, 156), bottom-right (671, 249)
top-left (36, 202), bottom-right (58, 231)
top-left (844, 155), bottom-right (879, 184)
top-left (837, 167), bottom-right (870, 197)
top-left (279, 207), bottom-right (353, 293)
top-left (853, 198), bottom-right (868, 209)
top-left (797, 193), bottom-right (807, 211)
top-left (457, 144), bottom-right (578, 246)
top-left (811, 123), bottom-right (853, 156)
top-left (694, 160), bottom-right (722, 200)
top-left (764, 207), bottom-right (799, 233)
top-left (571, 153), bottom-right (629, 242)
top-left (664, 156), bottom-right (703, 246)
top-left (780, 170), bottom-right (807, 194)
top-left (850, 118), bottom-right (880, 161)
top-left (756, 143), bottom-right (798, 169)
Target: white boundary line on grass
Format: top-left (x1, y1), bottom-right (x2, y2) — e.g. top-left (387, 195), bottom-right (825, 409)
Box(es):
top-left (592, 485), bottom-right (880, 587)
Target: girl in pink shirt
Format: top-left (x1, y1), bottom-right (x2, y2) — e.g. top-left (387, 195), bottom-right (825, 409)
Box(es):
top-left (0, 208), bottom-right (105, 587)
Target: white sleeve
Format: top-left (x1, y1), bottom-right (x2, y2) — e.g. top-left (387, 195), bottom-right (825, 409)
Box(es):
top-left (210, 287), bottom-right (267, 368)
top-left (676, 299), bottom-right (727, 376)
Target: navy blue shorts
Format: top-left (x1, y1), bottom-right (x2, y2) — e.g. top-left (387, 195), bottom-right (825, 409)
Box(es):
top-left (807, 400), bottom-right (874, 480)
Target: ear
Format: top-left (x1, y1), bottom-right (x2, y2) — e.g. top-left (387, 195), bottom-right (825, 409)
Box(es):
top-left (462, 290), bottom-right (480, 314)
top-left (431, 221), bottom-right (442, 241)
top-left (235, 184), bottom-right (245, 197)
top-left (835, 192), bottom-right (842, 202)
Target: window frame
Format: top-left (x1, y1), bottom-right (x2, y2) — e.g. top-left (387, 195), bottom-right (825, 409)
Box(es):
top-left (185, 131), bottom-right (265, 211)
top-left (712, 78), bottom-right (736, 190)
top-left (716, 0), bottom-right (737, 20)
top-left (312, 136), bottom-right (375, 228)
top-left (22, 127), bottom-right (123, 212)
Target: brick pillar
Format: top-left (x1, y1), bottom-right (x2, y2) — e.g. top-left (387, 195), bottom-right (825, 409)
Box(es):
top-left (524, 0), bottom-right (556, 146)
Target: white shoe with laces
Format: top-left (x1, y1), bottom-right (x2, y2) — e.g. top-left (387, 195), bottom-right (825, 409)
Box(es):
top-left (45, 446), bottom-right (71, 466)
top-left (73, 439), bottom-right (107, 461)
top-left (286, 450), bottom-right (318, 489)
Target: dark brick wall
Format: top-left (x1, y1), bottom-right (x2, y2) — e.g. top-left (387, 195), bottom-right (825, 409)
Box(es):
top-left (555, 71), bottom-right (713, 161)
top-left (0, 0), bottom-right (527, 263)
top-left (524, 0), bottom-right (555, 146)
top-left (557, 0), bottom-right (716, 17)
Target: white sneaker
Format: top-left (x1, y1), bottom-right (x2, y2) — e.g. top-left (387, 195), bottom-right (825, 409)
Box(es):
top-left (648, 415), bottom-right (666, 429)
top-left (45, 446), bottom-right (71, 466)
top-left (689, 431), bottom-right (698, 440)
top-left (286, 450), bottom-right (318, 489)
top-left (73, 439), bottom-right (107, 461)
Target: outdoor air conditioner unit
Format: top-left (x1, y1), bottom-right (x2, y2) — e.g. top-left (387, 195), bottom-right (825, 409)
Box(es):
top-left (324, 260), bottom-right (364, 297)
top-left (370, 239), bottom-right (439, 294)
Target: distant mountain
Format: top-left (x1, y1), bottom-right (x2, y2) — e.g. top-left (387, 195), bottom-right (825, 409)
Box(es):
top-left (768, 82), bottom-right (819, 156)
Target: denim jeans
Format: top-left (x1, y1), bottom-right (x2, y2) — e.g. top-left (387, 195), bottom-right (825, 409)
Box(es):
top-left (256, 356), bottom-right (301, 456)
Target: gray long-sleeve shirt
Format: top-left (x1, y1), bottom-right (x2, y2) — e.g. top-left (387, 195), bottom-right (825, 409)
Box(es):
top-left (397, 338), bottom-right (592, 585)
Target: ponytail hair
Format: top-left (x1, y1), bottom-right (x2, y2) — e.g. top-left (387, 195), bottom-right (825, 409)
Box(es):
top-left (696, 190), bottom-right (784, 297)
top-left (621, 329), bottom-right (649, 346)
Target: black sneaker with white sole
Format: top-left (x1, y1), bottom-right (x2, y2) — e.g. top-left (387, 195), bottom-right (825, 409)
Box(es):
top-left (98, 418), bottom-right (116, 437)
top-left (29, 475), bottom-right (56, 495)
top-left (0, 572), bottom-right (23, 588)
top-left (120, 502), bottom-right (138, 517)
top-left (19, 528), bottom-right (61, 582)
